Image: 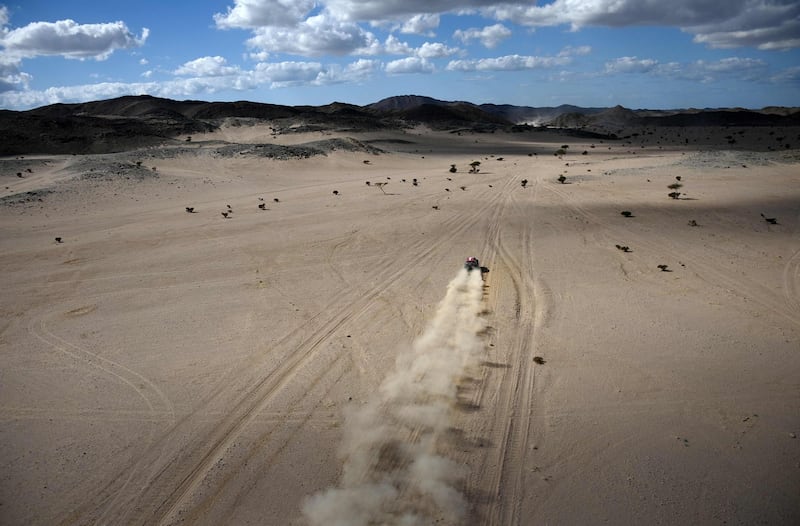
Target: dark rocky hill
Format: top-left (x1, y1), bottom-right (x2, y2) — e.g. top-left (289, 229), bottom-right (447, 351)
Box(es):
top-left (1, 94), bottom-right (797, 155)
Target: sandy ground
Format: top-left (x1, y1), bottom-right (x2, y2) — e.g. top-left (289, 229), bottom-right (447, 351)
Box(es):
top-left (1, 125), bottom-right (799, 525)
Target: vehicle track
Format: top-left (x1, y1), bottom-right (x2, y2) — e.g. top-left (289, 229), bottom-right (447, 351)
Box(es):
top-left (16, 165), bottom-right (519, 524)
top-left (143, 176), bottom-right (514, 525)
top-left (475, 177), bottom-right (557, 526)
top-left (782, 247), bottom-right (800, 318)
top-left (27, 308), bottom-right (176, 525)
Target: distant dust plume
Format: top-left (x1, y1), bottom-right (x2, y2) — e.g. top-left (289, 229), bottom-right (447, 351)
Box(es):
top-left (303, 269), bottom-right (487, 525)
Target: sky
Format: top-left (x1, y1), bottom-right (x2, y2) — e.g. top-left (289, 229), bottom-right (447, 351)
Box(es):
top-left (0, 0), bottom-right (798, 111)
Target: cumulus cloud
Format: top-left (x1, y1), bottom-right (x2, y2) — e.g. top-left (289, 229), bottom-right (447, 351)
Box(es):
top-left (0, 18), bottom-right (148, 60)
top-left (400, 13), bottom-right (440, 35)
top-left (770, 65), bottom-right (800, 83)
top-left (487, 0), bottom-right (800, 50)
top-left (214, 0), bottom-right (316, 28)
top-left (246, 14), bottom-right (378, 56)
top-left (386, 56), bottom-right (435, 74)
top-left (0, 56), bottom-right (378, 109)
top-left (689, 7), bottom-right (800, 50)
top-left (416, 41), bottom-right (460, 58)
top-left (382, 34), bottom-right (414, 55)
top-left (324, 0), bottom-right (499, 21)
top-left (253, 60), bottom-right (322, 86)
top-left (453, 23), bottom-right (512, 48)
top-left (447, 53), bottom-right (568, 72)
top-left (315, 58), bottom-right (381, 84)
top-left (603, 55), bottom-right (769, 82)
top-left (558, 45), bottom-right (592, 57)
top-left (604, 56), bottom-right (659, 74)
top-left (174, 56), bottom-right (241, 77)
top-left (0, 57), bottom-right (31, 92)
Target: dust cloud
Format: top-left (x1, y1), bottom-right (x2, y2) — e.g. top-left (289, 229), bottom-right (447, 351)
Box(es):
top-left (303, 268), bottom-right (487, 525)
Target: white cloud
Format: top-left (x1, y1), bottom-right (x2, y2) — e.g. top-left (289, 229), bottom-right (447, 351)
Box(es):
top-left (252, 58), bottom-right (379, 87)
top-left (602, 55), bottom-right (769, 82)
top-left (0, 56), bottom-right (382, 108)
top-left (447, 54), bottom-right (568, 72)
top-left (487, 0), bottom-right (800, 50)
top-left (453, 23), bottom-right (511, 48)
top-left (770, 65), bottom-right (800, 83)
top-left (175, 56), bottom-right (241, 77)
top-left (214, 0), bottom-right (316, 29)
top-left (246, 14), bottom-right (378, 56)
top-left (0, 81), bottom-right (159, 109)
top-left (357, 35), bottom-right (459, 57)
top-left (139, 58), bottom-right (149, 65)
top-left (254, 60), bottom-right (323, 86)
top-left (323, 1), bottom-right (499, 21)
top-left (400, 13), bottom-right (440, 35)
top-left (558, 45), bottom-right (591, 57)
top-left (0, 58), bottom-right (31, 92)
top-left (248, 50), bottom-right (270, 61)
top-left (690, 16), bottom-right (800, 51)
top-left (0, 18), bottom-right (148, 60)
top-left (314, 58), bottom-right (381, 84)
top-left (416, 41), bottom-right (460, 58)
top-left (383, 34), bottom-right (414, 55)
top-left (385, 56), bottom-right (434, 74)
top-left (604, 56), bottom-right (658, 74)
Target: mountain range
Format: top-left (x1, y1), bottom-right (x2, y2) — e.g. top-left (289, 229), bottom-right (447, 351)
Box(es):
top-left (1, 95), bottom-right (798, 155)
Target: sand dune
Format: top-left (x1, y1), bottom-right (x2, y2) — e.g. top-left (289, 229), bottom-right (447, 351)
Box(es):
top-left (1, 124), bottom-right (798, 525)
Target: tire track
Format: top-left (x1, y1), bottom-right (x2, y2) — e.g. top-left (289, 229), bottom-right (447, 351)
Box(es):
top-left (479, 178), bottom-right (551, 526)
top-left (303, 269), bottom-right (487, 526)
top-left (145, 181), bottom-right (511, 524)
top-left (27, 310), bottom-right (176, 525)
top-left (782, 248), bottom-right (800, 317)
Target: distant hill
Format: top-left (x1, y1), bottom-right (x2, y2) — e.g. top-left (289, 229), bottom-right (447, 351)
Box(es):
top-left (1, 94), bottom-right (798, 155)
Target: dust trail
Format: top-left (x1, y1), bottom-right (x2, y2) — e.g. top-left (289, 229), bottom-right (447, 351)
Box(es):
top-left (303, 268), bottom-right (487, 525)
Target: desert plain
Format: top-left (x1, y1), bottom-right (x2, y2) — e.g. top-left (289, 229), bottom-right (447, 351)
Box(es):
top-left (1, 121), bottom-right (799, 525)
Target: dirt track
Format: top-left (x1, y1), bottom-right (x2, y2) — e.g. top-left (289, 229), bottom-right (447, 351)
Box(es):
top-left (1, 129), bottom-right (798, 524)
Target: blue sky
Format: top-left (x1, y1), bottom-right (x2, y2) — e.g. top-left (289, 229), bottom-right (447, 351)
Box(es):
top-left (1, 0), bottom-right (798, 110)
